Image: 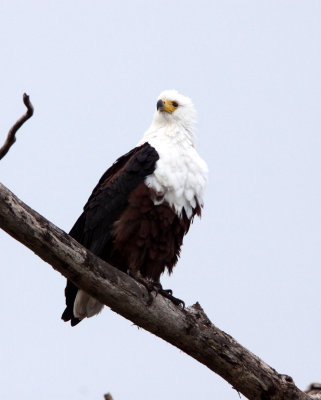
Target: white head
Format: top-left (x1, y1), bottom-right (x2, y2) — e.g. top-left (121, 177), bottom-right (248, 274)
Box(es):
top-left (153, 90), bottom-right (196, 131)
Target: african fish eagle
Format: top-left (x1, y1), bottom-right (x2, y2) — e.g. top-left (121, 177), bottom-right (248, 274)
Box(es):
top-left (62, 90), bottom-right (208, 326)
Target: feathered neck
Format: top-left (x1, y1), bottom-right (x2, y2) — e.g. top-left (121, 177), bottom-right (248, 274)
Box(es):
top-left (140, 114), bottom-right (195, 147)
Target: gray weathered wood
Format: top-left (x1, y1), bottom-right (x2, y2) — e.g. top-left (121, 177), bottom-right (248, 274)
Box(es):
top-left (0, 182), bottom-right (312, 400)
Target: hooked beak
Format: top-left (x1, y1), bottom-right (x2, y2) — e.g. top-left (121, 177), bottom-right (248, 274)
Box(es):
top-left (157, 99), bottom-right (165, 111)
top-left (156, 99), bottom-right (175, 114)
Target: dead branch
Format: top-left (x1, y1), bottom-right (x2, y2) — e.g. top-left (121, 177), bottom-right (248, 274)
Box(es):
top-left (0, 182), bottom-right (314, 400)
top-left (0, 93), bottom-right (34, 160)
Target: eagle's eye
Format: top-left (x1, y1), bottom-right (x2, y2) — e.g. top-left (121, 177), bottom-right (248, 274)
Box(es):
top-left (172, 101), bottom-right (178, 108)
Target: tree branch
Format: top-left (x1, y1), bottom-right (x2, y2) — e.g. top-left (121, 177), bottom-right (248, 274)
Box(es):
top-left (0, 94), bottom-right (34, 160)
top-left (0, 182), bottom-right (314, 400)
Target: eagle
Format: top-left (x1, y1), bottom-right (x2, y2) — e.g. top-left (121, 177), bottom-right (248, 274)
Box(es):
top-left (62, 90), bottom-right (208, 326)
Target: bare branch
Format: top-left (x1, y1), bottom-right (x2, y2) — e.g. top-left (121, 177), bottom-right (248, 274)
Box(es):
top-left (0, 93), bottom-right (34, 160)
top-left (0, 182), bottom-right (313, 400)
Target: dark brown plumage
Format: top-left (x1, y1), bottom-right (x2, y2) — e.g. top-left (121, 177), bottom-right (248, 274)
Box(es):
top-left (112, 182), bottom-right (201, 281)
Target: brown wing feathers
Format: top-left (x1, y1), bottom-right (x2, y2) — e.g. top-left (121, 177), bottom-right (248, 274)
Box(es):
top-left (62, 143), bottom-right (159, 324)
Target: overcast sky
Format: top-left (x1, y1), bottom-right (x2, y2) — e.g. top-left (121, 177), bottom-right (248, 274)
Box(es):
top-left (0, 1), bottom-right (320, 399)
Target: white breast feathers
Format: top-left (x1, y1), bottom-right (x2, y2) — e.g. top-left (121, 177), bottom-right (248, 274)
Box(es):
top-left (140, 125), bottom-right (208, 219)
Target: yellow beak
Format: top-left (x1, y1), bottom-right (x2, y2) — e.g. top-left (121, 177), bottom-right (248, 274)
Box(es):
top-left (156, 99), bottom-right (176, 114)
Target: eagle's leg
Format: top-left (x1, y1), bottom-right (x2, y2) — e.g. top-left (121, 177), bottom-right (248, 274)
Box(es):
top-left (145, 280), bottom-right (185, 308)
top-left (127, 270), bottom-right (184, 308)
top-left (156, 287), bottom-right (185, 308)
top-left (151, 281), bottom-right (173, 296)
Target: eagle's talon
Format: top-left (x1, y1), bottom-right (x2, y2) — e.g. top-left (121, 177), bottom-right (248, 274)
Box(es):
top-left (132, 276), bottom-right (184, 308)
top-left (157, 288), bottom-right (185, 308)
top-left (162, 289), bottom-right (173, 296)
top-left (150, 282), bottom-right (173, 296)
top-left (151, 282), bottom-right (161, 296)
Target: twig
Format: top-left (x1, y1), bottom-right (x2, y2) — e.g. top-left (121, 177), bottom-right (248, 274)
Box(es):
top-left (0, 93), bottom-right (34, 160)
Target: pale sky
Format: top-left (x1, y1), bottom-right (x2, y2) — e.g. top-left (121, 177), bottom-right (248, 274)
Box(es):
top-left (0, 1), bottom-right (320, 399)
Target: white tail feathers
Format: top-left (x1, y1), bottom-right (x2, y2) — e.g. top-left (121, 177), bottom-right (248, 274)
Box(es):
top-left (73, 290), bottom-right (104, 320)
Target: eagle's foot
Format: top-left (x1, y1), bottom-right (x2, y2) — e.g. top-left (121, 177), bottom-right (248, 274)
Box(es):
top-left (149, 281), bottom-right (172, 296)
top-left (127, 271), bottom-right (184, 308)
top-left (150, 281), bottom-right (184, 308)
top-left (158, 289), bottom-right (185, 308)
top-left (153, 283), bottom-right (173, 296)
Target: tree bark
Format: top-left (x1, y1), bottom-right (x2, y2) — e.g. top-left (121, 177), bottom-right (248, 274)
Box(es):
top-left (0, 182), bottom-right (312, 400)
